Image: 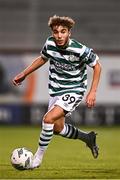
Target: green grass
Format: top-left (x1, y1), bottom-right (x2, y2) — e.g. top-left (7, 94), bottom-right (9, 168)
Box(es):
top-left (0, 125), bottom-right (120, 179)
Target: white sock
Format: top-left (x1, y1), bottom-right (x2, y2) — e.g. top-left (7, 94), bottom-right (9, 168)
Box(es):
top-left (32, 123), bottom-right (54, 168)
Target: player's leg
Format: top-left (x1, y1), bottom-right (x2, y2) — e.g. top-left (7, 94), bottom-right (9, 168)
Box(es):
top-left (53, 93), bottom-right (99, 158)
top-left (54, 120), bottom-right (98, 158)
top-left (31, 105), bottom-right (65, 169)
top-left (57, 123), bottom-right (99, 158)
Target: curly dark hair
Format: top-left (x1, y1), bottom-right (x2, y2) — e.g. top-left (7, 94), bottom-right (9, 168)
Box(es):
top-left (48, 15), bottom-right (75, 30)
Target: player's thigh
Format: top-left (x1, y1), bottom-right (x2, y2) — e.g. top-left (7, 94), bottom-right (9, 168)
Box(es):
top-left (43, 105), bottom-right (65, 123)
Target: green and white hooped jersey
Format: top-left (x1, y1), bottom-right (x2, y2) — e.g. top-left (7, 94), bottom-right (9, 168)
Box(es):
top-left (41, 36), bottom-right (99, 97)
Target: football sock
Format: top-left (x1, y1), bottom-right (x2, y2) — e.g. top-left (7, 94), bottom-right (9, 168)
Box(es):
top-left (32, 123), bottom-right (54, 168)
top-left (59, 123), bottom-right (88, 143)
top-left (39, 122), bottom-right (54, 149)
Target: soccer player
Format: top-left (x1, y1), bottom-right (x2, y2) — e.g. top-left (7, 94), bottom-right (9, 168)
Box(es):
top-left (12, 15), bottom-right (101, 169)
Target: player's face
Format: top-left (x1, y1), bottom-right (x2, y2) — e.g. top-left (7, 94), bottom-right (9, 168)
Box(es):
top-left (52, 25), bottom-right (71, 47)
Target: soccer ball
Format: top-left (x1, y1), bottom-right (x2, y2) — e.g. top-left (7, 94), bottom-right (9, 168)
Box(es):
top-left (11, 147), bottom-right (33, 170)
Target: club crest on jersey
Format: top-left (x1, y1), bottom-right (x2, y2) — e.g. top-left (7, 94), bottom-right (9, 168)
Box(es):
top-left (68, 55), bottom-right (79, 62)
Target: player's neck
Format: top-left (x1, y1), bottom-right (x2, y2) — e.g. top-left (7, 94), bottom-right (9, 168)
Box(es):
top-left (57, 39), bottom-right (70, 49)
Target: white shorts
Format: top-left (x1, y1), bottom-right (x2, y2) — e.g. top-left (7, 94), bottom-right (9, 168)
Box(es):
top-left (48, 92), bottom-right (84, 116)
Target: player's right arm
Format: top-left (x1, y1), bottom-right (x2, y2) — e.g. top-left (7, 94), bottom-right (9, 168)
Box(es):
top-left (12, 56), bottom-right (47, 86)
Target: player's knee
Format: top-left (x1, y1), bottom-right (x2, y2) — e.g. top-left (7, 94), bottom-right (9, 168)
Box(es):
top-left (43, 113), bottom-right (54, 124)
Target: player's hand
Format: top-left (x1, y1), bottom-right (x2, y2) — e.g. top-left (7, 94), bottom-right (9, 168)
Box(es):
top-left (12, 72), bottom-right (26, 86)
top-left (85, 91), bottom-right (96, 108)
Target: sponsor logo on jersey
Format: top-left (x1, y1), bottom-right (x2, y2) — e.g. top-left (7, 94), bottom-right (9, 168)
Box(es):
top-left (54, 61), bottom-right (76, 71)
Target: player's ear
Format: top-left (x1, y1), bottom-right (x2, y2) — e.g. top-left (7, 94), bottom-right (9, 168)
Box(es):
top-left (69, 31), bottom-right (71, 37)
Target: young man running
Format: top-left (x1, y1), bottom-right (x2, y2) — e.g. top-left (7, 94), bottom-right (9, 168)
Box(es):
top-left (12, 15), bottom-right (101, 169)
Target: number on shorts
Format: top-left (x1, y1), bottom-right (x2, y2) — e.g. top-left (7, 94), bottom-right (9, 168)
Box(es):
top-left (62, 94), bottom-right (75, 104)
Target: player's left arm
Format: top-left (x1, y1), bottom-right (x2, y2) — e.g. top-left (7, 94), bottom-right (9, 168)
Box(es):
top-left (86, 60), bottom-right (102, 108)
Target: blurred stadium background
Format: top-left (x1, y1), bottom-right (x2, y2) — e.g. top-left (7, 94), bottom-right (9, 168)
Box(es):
top-left (0, 0), bottom-right (120, 126)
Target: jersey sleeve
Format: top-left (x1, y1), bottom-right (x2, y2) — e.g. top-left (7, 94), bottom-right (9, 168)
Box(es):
top-left (40, 40), bottom-right (50, 61)
top-left (80, 46), bottom-right (99, 67)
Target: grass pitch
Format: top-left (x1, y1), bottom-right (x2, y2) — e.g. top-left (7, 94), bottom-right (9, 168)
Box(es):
top-left (0, 125), bottom-right (120, 179)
